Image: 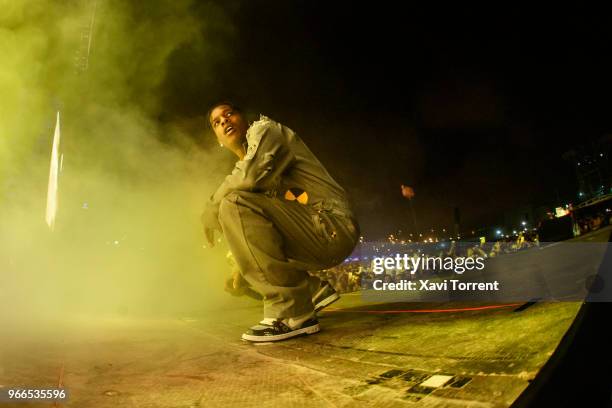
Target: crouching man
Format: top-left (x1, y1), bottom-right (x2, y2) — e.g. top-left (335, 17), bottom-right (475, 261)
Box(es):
top-left (201, 101), bottom-right (359, 342)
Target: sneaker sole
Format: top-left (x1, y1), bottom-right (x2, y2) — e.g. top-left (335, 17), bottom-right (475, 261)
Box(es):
top-left (241, 323), bottom-right (320, 342)
top-left (314, 292), bottom-right (340, 313)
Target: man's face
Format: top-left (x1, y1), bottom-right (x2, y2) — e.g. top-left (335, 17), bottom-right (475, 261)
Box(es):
top-left (209, 105), bottom-right (249, 149)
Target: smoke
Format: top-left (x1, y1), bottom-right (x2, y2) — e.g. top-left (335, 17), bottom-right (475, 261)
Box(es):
top-left (0, 0), bottom-right (243, 321)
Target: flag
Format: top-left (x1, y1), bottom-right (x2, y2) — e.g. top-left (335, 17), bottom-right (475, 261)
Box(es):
top-left (400, 184), bottom-right (415, 200)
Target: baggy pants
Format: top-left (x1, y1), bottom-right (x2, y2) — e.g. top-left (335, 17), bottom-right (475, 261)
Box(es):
top-left (218, 191), bottom-right (359, 319)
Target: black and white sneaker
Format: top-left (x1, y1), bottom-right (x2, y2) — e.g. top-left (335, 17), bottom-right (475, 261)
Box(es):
top-left (312, 281), bottom-right (340, 313)
top-left (241, 319), bottom-right (320, 342)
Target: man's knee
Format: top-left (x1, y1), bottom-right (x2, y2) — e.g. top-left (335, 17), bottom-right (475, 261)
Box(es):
top-left (218, 191), bottom-right (263, 221)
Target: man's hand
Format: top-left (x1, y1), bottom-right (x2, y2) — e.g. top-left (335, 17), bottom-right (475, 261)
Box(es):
top-left (201, 205), bottom-right (220, 248)
top-left (224, 268), bottom-right (247, 296)
top-left (203, 226), bottom-right (216, 248)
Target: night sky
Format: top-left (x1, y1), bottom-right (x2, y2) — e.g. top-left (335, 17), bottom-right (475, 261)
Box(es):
top-left (160, 4), bottom-right (612, 239)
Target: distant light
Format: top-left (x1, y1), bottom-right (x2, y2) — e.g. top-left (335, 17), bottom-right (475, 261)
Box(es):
top-left (521, 221), bottom-right (527, 226)
top-left (578, 162), bottom-right (581, 166)
top-left (579, 192), bottom-right (584, 197)
top-left (513, 230), bottom-right (517, 234)
top-left (601, 153), bottom-right (604, 157)
top-left (496, 230), bottom-right (502, 236)
top-left (555, 207), bottom-right (570, 217)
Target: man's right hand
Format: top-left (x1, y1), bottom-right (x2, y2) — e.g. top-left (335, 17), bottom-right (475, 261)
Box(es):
top-left (201, 203), bottom-right (221, 248)
top-left (203, 226), bottom-right (215, 248)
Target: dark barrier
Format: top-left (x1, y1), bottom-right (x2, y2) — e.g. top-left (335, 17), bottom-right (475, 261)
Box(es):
top-left (511, 231), bottom-right (612, 407)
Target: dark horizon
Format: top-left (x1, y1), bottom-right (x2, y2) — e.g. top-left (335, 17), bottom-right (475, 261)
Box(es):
top-left (124, 4), bottom-right (612, 238)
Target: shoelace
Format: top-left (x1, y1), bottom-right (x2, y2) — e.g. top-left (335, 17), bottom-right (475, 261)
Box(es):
top-left (272, 320), bottom-right (292, 333)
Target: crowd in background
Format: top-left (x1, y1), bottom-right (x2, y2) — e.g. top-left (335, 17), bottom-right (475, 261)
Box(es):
top-left (316, 203), bottom-right (612, 294)
top-left (314, 231), bottom-right (542, 294)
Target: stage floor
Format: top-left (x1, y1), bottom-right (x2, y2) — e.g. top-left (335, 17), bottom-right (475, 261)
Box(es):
top-left (3, 227), bottom-right (610, 407)
top-left (1, 298), bottom-right (583, 407)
